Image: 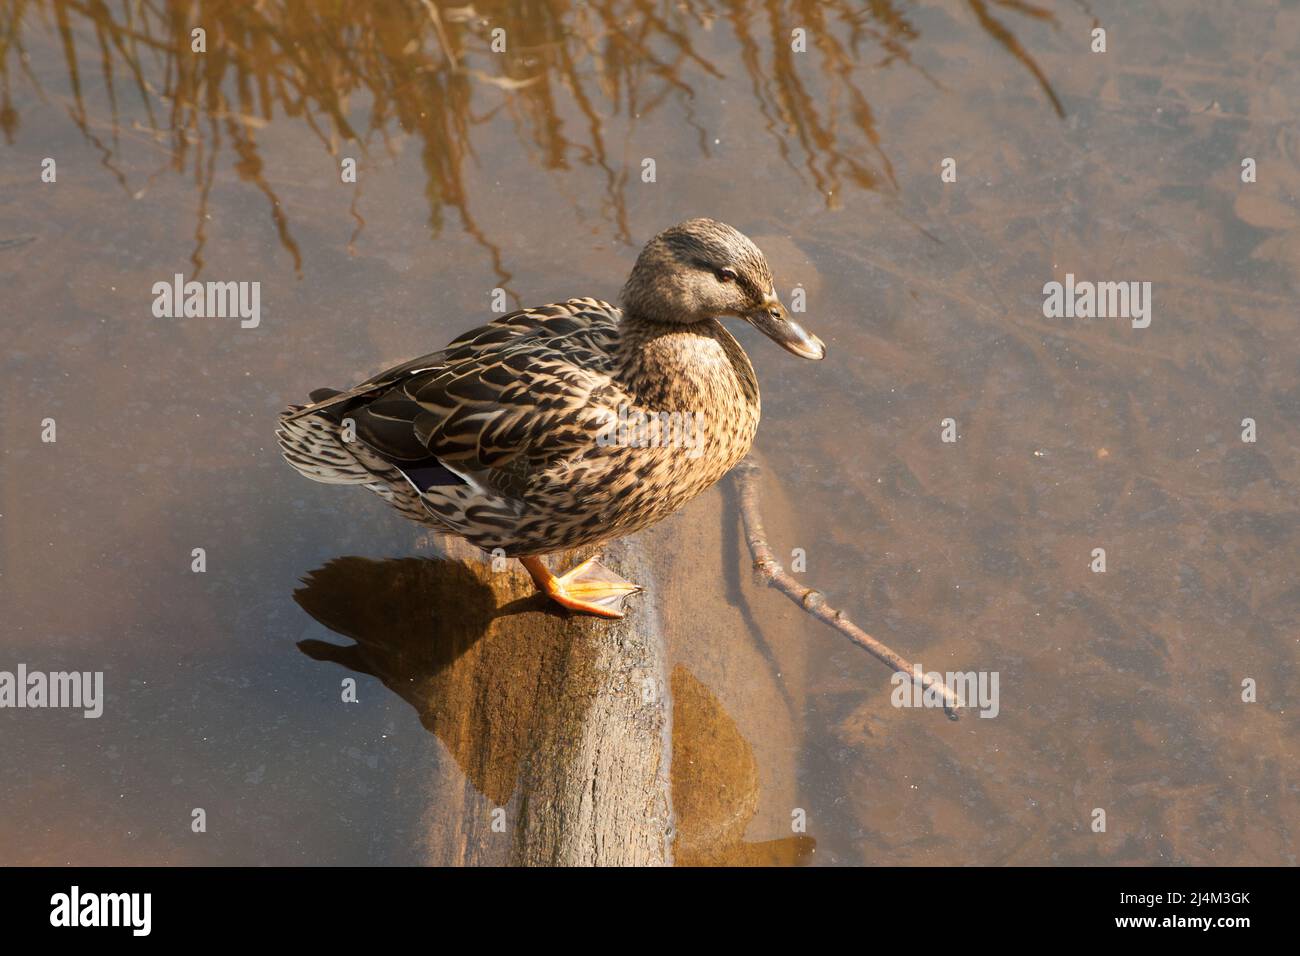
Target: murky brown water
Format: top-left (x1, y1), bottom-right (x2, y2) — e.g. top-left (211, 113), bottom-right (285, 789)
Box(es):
top-left (2, 0), bottom-right (1297, 865)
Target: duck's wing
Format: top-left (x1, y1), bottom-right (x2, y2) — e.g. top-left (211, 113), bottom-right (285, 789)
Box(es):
top-left (291, 299), bottom-right (626, 496)
top-left (280, 298), bottom-right (618, 424)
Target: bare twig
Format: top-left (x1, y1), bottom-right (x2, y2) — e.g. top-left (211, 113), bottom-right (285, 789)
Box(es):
top-left (734, 458), bottom-right (961, 719)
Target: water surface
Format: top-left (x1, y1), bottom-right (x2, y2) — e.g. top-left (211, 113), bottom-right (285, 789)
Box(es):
top-left (2, 0), bottom-right (1297, 864)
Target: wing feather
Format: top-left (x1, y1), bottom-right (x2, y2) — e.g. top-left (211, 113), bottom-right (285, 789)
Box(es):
top-left (310, 300), bottom-right (624, 486)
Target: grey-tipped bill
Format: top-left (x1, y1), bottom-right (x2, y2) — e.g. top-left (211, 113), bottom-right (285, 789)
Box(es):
top-left (745, 299), bottom-right (826, 361)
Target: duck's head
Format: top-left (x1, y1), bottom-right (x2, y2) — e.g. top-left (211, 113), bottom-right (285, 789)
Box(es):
top-left (619, 218), bottom-right (825, 361)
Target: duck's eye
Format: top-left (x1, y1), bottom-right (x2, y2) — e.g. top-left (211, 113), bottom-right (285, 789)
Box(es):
top-left (715, 267), bottom-right (738, 283)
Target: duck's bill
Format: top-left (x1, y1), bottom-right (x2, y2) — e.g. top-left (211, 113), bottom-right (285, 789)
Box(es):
top-left (745, 305), bottom-right (826, 361)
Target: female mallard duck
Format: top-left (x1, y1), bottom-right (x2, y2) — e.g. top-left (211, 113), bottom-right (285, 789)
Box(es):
top-left (278, 218), bottom-right (824, 618)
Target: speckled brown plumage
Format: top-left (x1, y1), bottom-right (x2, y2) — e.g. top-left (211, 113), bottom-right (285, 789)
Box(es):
top-left (278, 218), bottom-right (823, 576)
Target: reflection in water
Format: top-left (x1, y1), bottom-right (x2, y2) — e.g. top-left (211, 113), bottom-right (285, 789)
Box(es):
top-left (671, 665), bottom-right (815, 866)
top-left (2, 0), bottom-right (1064, 280)
top-left (294, 557), bottom-right (812, 863)
top-left (966, 0), bottom-right (1064, 118)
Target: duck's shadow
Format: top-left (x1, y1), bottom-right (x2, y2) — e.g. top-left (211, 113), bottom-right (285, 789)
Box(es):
top-left (295, 554), bottom-right (554, 674)
top-left (294, 554), bottom-right (584, 806)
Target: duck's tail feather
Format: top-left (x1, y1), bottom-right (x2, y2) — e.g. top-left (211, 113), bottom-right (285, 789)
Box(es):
top-left (276, 405), bottom-right (374, 485)
top-left (280, 385), bottom-right (370, 424)
top-left (277, 405), bottom-right (445, 528)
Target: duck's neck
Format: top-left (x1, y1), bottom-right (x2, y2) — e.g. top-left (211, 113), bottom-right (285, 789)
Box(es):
top-left (615, 312), bottom-right (760, 414)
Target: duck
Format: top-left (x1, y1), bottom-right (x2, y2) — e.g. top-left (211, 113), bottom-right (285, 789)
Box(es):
top-left (278, 218), bottom-right (824, 618)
